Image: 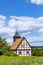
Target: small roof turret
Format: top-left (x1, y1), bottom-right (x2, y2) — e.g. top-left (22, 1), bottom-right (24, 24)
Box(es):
top-left (13, 31), bottom-right (21, 42)
top-left (13, 31), bottom-right (21, 38)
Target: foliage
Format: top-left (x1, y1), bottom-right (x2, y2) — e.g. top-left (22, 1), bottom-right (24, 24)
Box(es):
top-left (4, 51), bottom-right (18, 56)
top-left (32, 48), bottom-right (43, 56)
top-left (0, 37), bottom-right (17, 56)
top-left (0, 37), bottom-right (8, 55)
top-left (0, 56), bottom-right (43, 65)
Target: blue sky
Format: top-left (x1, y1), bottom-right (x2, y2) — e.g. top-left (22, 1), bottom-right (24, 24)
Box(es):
top-left (0, 0), bottom-right (43, 46)
top-left (0, 0), bottom-right (43, 17)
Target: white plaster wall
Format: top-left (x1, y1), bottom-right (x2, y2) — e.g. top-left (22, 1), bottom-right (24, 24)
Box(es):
top-left (16, 39), bottom-right (31, 56)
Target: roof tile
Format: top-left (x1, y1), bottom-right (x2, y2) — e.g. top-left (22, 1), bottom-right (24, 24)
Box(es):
top-left (10, 38), bottom-right (23, 50)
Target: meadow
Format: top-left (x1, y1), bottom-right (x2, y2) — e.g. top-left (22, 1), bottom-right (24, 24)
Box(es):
top-left (0, 56), bottom-right (43, 65)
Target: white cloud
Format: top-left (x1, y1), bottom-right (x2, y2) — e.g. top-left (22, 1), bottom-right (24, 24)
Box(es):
top-left (28, 36), bottom-right (43, 46)
top-left (25, 0), bottom-right (43, 5)
top-left (0, 15), bottom-right (6, 26)
top-left (31, 0), bottom-right (43, 4)
top-left (7, 38), bottom-right (13, 45)
top-left (0, 15), bottom-right (43, 46)
top-left (39, 28), bottom-right (43, 35)
top-left (39, 29), bottom-right (43, 32)
top-left (0, 15), bottom-right (6, 20)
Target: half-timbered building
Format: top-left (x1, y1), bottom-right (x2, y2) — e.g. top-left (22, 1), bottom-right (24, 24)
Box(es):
top-left (10, 31), bottom-right (31, 56)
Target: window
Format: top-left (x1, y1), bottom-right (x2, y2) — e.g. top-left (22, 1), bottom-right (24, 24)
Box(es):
top-left (19, 51), bottom-right (21, 54)
top-left (21, 41), bottom-right (25, 48)
top-left (27, 51), bottom-right (29, 54)
top-left (21, 45), bottom-right (24, 48)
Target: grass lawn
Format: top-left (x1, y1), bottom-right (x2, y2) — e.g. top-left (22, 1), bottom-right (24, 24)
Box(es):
top-left (0, 56), bottom-right (43, 65)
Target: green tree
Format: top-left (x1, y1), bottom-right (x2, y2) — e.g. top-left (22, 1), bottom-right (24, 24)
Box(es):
top-left (32, 48), bottom-right (43, 56)
top-left (0, 37), bottom-right (9, 55)
top-left (0, 37), bottom-right (17, 56)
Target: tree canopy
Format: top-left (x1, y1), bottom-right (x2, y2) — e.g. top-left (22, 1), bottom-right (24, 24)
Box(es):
top-left (0, 37), bottom-right (8, 55)
top-left (0, 37), bottom-right (17, 56)
top-left (32, 48), bottom-right (43, 56)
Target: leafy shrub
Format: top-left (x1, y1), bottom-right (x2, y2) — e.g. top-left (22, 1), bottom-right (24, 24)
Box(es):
top-left (32, 48), bottom-right (43, 56)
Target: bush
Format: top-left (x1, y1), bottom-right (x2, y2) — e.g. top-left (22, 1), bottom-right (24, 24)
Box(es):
top-left (4, 51), bottom-right (18, 56)
top-left (32, 48), bottom-right (43, 56)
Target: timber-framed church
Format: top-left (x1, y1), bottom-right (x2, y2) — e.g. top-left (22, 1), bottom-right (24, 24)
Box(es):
top-left (10, 31), bottom-right (31, 56)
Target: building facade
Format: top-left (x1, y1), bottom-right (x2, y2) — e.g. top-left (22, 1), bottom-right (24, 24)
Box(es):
top-left (10, 31), bottom-right (31, 56)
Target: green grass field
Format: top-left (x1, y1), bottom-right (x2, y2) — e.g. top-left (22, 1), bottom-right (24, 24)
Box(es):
top-left (0, 56), bottom-right (43, 65)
